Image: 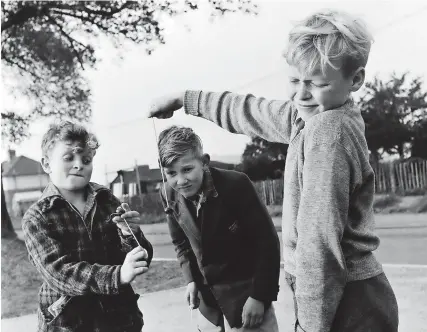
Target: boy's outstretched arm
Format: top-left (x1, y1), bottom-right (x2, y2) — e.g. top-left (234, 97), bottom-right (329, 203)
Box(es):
top-left (235, 174), bottom-right (281, 305)
top-left (22, 210), bottom-right (130, 297)
top-left (149, 91), bottom-right (296, 144)
top-left (295, 141), bottom-right (354, 332)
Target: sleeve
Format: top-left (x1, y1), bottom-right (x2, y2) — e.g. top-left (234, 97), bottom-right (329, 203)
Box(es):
top-left (295, 142), bottom-right (353, 332)
top-left (234, 174), bottom-right (281, 303)
top-left (22, 209), bottom-right (122, 296)
top-left (160, 192), bottom-right (201, 284)
top-left (184, 90), bottom-right (295, 144)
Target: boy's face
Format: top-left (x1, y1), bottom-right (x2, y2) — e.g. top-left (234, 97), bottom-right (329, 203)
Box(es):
top-left (41, 140), bottom-right (94, 192)
top-left (164, 151), bottom-right (205, 198)
top-left (286, 63), bottom-right (363, 121)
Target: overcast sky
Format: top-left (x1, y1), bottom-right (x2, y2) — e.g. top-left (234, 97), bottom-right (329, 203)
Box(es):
top-left (2, 0), bottom-right (427, 185)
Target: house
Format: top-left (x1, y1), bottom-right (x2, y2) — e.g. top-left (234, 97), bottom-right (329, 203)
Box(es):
top-left (110, 165), bottom-right (163, 198)
top-left (109, 160), bottom-right (236, 198)
top-left (2, 150), bottom-right (49, 218)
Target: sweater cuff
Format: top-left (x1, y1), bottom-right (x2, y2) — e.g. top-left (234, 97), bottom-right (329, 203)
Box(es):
top-left (111, 265), bottom-right (122, 294)
top-left (184, 90), bottom-right (202, 116)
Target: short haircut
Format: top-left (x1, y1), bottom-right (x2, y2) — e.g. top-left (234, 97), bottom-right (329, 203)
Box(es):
top-left (283, 10), bottom-right (373, 77)
top-left (41, 120), bottom-right (100, 157)
top-left (158, 126), bottom-right (203, 167)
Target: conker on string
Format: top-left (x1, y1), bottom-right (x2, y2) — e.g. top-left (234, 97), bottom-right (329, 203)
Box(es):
top-left (164, 207), bottom-right (174, 215)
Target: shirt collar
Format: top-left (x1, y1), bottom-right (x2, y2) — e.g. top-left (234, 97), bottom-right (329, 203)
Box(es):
top-left (190, 167), bottom-right (218, 206)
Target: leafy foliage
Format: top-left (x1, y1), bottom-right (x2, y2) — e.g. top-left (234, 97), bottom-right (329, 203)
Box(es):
top-left (238, 137), bottom-right (287, 181)
top-left (1, 0), bottom-right (257, 145)
top-left (359, 73), bottom-right (427, 161)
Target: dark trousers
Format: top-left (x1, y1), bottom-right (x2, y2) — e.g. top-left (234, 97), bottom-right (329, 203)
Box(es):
top-left (285, 272), bottom-right (399, 332)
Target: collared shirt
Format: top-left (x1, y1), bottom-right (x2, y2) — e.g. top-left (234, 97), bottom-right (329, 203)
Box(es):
top-left (186, 168), bottom-right (218, 225)
top-left (22, 182), bottom-right (153, 332)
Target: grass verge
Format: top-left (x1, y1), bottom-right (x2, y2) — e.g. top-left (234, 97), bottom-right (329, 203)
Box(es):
top-left (1, 237), bottom-right (185, 319)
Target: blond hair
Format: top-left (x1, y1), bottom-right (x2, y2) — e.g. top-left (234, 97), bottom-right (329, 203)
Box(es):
top-left (158, 126), bottom-right (203, 167)
top-left (284, 10), bottom-right (373, 77)
top-left (41, 120), bottom-right (100, 157)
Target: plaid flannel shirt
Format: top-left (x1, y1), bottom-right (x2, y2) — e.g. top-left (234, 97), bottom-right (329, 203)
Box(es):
top-left (22, 182), bottom-right (153, 332)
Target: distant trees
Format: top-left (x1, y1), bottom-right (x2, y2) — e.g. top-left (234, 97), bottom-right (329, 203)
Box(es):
top-left (237, 137), bottom-right (287, 181)
top-left (238, 73), bottom-right (427, 181)
top-left (360, 73), bottom-right (427, 165)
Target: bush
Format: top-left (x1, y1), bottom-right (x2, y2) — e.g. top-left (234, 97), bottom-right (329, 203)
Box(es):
top-left (373, 194), bottom-right (402, 212)
top-left (125, 192), bottom-right (166, 224)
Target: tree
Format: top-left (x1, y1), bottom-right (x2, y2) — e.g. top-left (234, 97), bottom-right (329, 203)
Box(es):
top-left (1, 0), bottom-right (257, 238)
top-left (359, 73), bottom-right (427, 165)
top-left (238, 137), bottom-right (288, 181)
top-left (410, 117), bottom-right (427, 159)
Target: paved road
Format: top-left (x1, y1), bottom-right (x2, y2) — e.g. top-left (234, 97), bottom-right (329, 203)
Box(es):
top-left (15, 213), bottom-right (427, 265)
top-left (150, 214), bottom-right (427, 265)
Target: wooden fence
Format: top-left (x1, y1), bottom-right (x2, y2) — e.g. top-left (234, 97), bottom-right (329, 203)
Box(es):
top-left (253, 178), bottom-right (284, 206)
top-left (254, 158), bottom-right (427, 205)
top-left (374, 158), bottom-right (427, 194)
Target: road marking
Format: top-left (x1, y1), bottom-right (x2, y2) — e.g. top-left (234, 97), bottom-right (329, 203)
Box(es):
top-left (383, 263), bottom-right (427, 268)
top-left (152, 258), bottom-right (427, 269)
top-left (152, 258), bottom-right (178, 262)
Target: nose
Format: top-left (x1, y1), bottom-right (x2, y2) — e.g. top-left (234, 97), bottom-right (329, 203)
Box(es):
top-left (296, 83), bottom-right (311, 100)
top-left (176, 174), bottom-right (188, 187)
top-left (73, 158), bottom-right (84, 170)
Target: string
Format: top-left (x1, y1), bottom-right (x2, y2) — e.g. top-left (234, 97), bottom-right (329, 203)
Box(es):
top-left (122, 216), bottom-right (142, 248)
top-left (151, 118), bottom-right (171, 209)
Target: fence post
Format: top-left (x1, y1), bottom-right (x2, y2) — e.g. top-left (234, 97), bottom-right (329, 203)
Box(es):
top-left (389, 161), bottom-right (397, 193)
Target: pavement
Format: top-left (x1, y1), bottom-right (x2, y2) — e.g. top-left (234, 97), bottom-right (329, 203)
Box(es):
top-left (6, 214), bottom-right (427, 331)
top-left (2, 265), bottom-right (427, 332)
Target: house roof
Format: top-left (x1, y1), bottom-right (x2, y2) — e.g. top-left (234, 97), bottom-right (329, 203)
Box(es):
top-left (111, 165), bottom-right (163, 185)
top-left (2, 156), bottom-right (45, 177)
top-left (110, 161), bottom-right (236, 186)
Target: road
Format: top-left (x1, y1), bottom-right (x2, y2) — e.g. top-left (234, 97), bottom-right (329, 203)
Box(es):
top-left (149, 214), bottom-right (427, 265)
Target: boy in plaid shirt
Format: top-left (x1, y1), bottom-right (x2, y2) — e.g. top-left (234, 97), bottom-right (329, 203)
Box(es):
top-left (22, 120), bottom-right (153, 332)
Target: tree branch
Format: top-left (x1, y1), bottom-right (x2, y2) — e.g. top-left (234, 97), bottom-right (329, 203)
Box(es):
top-left (46, 14), bottom-right (85, 69)
top-left (80, 2), bottom-right (132, 17)
top-left (49, 8), bottom-right (111, 33)
top-left (1, 4), bottom-right (45, 30)
top-left (1, 52), bottom-right (41, 78)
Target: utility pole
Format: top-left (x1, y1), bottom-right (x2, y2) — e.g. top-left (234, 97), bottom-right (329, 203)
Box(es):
top-left (135, 160), bottom-right (142, 195)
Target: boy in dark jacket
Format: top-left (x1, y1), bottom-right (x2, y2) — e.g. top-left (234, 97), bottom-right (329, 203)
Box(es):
top-left (22, 120), bottom-right (153, 332)
top-left (158, 125), bottom-right (281, 331)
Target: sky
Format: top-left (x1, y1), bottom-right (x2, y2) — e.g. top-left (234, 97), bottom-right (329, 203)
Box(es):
top-left (2, 0), bottom-right (427, 185)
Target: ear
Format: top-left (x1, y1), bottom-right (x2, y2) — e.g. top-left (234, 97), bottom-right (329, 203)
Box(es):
top-left (201, 153), bottom-right (210, 166)
top-left (350, 67), bottom-right (365, 92)
top-left (41, 156), bottom-right (51, 174)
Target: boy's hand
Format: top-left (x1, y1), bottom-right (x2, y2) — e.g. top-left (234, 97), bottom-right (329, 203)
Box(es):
top-left (120, 246), bottom-right (149, 284)
top-left (148, 92), bottom-right (185, 119)
top-left (185, 282), bottom-right (200, 309)
top-left (112, 203), bottom-right (142, 236)
top-left (242, 297), bottom-right (265, 328)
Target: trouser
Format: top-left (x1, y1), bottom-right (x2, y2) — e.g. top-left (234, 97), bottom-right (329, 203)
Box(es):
top-left (285, 271), bottom-right (399, 332)
top-left (197, 304), bottom-right (279, 332)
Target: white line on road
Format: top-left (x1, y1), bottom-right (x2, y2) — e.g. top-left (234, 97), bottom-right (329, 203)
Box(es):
top-left (383, 263), bottom-right (427, 268)
top-left (152, 258), bottom-right (427, 268)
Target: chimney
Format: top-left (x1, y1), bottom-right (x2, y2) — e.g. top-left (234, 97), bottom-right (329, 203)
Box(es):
top-left (8, 149), bottom-right (16, 161)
